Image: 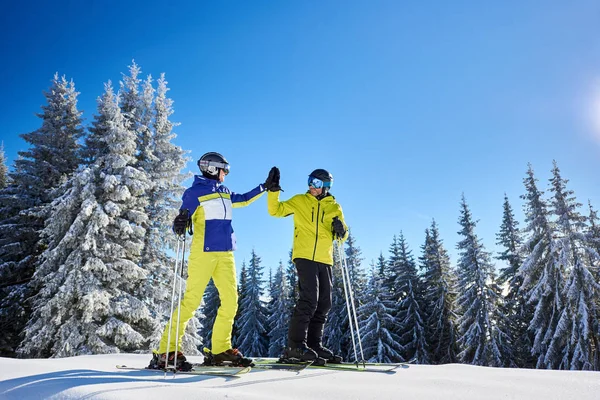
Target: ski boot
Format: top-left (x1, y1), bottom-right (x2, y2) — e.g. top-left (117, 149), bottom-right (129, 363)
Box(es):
top-left (279, 346), bottom-right (326, 366)
top-left (203, 347), bottom-right (254, 367)
top-left (148, 351), bottom-right (192, 371)
top-left (310, 345), bottom-right (343, 364)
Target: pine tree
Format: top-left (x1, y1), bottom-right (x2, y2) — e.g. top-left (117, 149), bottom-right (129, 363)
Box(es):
top-left (386, 235), bottom-right (402, 296)
top-left (421, 220), bottom-right (458, 364)
top-left (495, 194), bottom-right (529, 367)
top-left (82, 96), bottom-right (109, 165)
top-left (545, 161), bottom-right (600, 370)
top-left (119, 61), bottom-right (143, 139)
top-left (137, 74), bottom-right (155, 167)
top-left (376, 253), bottom-right (386, 278)
top-left (17, 81), bottom-right (157, 357)
top-left (358, 267), bottom-right (403, 363)
top-left (589, 202), bottom-right (600, 260)
top-left (0, 142), bottom-right (7, 189)
top-left (518, 164), bottom-right (564, 369)
top-left (235, 250), bottom-right (269, 357)
top-left (198, 279), bottom-right (220, 350)
top-left (345, 232), bottom-right (367, 295)
top-left (268, 261), bottom-right (291, 357)
top-left (0, 74), bottom-right (83, 356)
top-left (455, 195), bottom-right (504, 366)
top-left (587, 202), bottom-right (600, 370)
top-left (394, 233), bottom-right (429, 364)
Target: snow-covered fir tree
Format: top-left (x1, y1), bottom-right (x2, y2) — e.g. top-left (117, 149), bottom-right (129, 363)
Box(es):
top-left (375, 253), bottom-right (386, 277)
top-left (545, 161), bottom-right (600, 370)
top-left (495, 194), bottom-right (529, 367)
top-left (82, 91), bottom-right (109, 165)
top-left (267, 261), bottom-right (291, 357)
top-left (119, 61), bottom-right (143, 139)
top-left (420, 220), bottom-right (458, 364)
top-left (0, 74), bottom-right (83, 356)
top-left (588, 202), bottom-right (600, 260)
top-left (518, 164), bottom-right (564, 369)
top-left (0, 143), bottom-right (7, 189)
top-left (344, 231), bottom-right (367, 295)
top-left (17, 81), bottom-right (158, 357)
top-left (357, 267), bottom-right (403, 363)
top-left (393, 233), bottom-right (429, 364)
top-left (136, 74), bottom-right (155, 168)
top-left (385, 235), bottom-right (402, 294)
top-left (235, 250), bottom-right (269, 356)
top-left (587, 202), bottom-right (600, 370)
top-left (198, 279), bottom-right (220, 350)
top-left (455, 195), bottom-right (504, 367)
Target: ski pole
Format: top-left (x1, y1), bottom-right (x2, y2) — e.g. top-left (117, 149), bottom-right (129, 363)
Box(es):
top-left (342, 243), bottom-right (366, 366)
top-left (336, 240), bottom-right (366, 366)
top-left (173, 235), bottom-right (187, 373)
top-left (334, 240), bottom-right (358, 365)
top-left (165, 235), bottom-right (184, 376)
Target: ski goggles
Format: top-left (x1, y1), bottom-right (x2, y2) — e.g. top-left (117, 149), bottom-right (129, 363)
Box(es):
top-left (308, 176), bottom-right (331, 189)
top-left (199, 160), bottom-right (230, 175)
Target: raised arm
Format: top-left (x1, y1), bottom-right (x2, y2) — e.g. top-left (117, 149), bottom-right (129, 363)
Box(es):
top-left (267, 191), bottom-right (299, 217)
top-left (230, 184), bottom-right (266, 208)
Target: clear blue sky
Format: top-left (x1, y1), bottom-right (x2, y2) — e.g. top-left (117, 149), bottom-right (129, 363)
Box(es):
top-left (2, 0), bottom-right (600, 273)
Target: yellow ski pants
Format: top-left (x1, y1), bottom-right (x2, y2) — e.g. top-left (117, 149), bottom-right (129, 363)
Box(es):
top-left (158, 250), bottom-right (238, 355)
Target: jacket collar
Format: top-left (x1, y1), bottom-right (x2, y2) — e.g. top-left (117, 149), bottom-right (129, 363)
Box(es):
top-left (193, 175), bottom-right (221, 189)
top-left (305, 191), bottom-right (334, 202)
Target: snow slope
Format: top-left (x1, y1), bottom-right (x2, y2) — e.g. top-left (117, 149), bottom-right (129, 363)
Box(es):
top-left (1, 354), bottom-right (599, 400)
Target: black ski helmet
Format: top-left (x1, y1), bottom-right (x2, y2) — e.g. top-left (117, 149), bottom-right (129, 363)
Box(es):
top-left (198, 152), bottom-right (230, 179)
top-left (308, 168), bottom-right (333, 193)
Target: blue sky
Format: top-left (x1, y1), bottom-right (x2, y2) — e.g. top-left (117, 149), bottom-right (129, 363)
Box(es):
top-left (2, 0), bottom-right (600, 273)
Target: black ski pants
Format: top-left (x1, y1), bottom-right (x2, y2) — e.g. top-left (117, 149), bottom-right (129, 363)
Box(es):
top-left (288, 258), bottom-right (333, 349)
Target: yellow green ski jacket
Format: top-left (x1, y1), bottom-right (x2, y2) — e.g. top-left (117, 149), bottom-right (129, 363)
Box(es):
top-left (268, 190), bottom-right (348, 266)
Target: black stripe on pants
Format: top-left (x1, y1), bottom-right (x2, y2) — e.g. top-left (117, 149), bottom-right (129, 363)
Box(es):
top-left (288, 258), bottom-right (333, 348)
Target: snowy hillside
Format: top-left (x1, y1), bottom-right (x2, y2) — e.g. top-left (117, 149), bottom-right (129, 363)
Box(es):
top-left (1, 354), bottom-right (599, 400)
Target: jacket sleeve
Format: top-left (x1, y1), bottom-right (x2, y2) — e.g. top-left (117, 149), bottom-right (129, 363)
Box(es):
top-left (335, 205), bottom-right (349, 242)
top-left (268, 191), bottom-right (298, 217)
top-left (231, 184), bottom-right (266, 208)
top-left (180, 188), bottom-right (199, 214)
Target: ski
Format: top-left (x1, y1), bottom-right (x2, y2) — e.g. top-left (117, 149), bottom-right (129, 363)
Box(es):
top-left (253, 358), bottom-right (406, 373)
top-left (193, 361), bottom-right (311, 372)
top-left (115, 364), bottom-right (251, 377)
top-left (307, 362), bottom-right (406, 373)
top-left (248, 360), bottom-right (313, 372)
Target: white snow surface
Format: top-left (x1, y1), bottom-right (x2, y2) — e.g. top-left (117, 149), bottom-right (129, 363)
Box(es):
top-left (1, 354), bottom-right (599, 400)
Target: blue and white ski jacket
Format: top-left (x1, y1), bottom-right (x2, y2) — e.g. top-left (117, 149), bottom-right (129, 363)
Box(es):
top-left (181, 175), bottom-right (265, 252)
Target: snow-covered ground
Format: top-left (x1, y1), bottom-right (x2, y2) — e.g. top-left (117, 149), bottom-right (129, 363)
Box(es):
top-left (1, 354), bottom-right (599, 400)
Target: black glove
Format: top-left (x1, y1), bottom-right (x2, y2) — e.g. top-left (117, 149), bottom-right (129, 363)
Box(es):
top-left (264, 166), bottom-right (282, 192)
top-left (332, 217), bottom-right (346, 239)
top-left (173, 209), bottom-right (191, 236)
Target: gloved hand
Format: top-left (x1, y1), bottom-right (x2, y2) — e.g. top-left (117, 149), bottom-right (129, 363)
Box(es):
top-left (332, 217), bottom-right (346, 239)
top-left (173, 209), bottom-right (191, 236)
top-left (264, 166), bottom-right (282, 192)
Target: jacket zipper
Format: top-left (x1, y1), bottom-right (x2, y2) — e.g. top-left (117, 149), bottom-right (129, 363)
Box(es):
top-left (312, 203), bottom-right (320, 260)
top-left (218, 191), bottom-right (226, 219)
